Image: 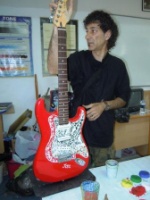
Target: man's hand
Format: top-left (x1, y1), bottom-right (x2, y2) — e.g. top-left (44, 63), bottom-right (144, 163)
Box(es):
top-left (83, 102), bottom-right (106, 121)
top-left (67, 0), bottom-right (74, 19)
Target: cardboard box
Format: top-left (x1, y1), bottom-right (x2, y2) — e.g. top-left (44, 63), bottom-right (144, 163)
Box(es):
top-left (0, 109), bottom-right (32, 154)
top-left (0, 106), bottom-right (14, 154)
top-left (7, 109), bottom-right (32, 137)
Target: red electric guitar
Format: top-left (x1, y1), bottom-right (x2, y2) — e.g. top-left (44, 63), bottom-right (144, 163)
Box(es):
top-left (33, 0), bottom-right (89, 183)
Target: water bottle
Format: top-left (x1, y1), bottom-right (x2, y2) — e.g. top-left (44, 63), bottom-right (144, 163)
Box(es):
top-left (140, 100), bottom-right (146, 114)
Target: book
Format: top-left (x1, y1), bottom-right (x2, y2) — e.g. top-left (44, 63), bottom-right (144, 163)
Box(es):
top-left (0, 102), bottom-right (13, 114)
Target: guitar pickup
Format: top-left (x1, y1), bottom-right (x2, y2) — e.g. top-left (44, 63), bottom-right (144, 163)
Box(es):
top-left (57, 135), bottom-right (71, 142)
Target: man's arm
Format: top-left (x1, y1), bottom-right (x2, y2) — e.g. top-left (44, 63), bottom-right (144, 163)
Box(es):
top-left (47, 0), bottom-right (74, 75)
top-left (103, 97), bottom-right (126, 110)
top-left (84, 98), bottom-right (127, 121)
top-left (47, 26), bottom-right (58, 75)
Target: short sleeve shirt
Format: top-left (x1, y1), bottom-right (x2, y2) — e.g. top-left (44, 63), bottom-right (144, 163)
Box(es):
top-left (68, 50), bottom-right (130, 147)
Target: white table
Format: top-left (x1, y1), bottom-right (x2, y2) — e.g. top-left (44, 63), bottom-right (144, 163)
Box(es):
top-left (42, 156), bottom-right (150, 200)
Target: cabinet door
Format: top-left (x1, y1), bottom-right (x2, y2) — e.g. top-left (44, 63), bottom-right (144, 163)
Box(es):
top-left (114, 116), bottom-right (149, 150)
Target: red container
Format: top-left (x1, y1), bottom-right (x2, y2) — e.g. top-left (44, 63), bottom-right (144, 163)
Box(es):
top-left (6, 160), bottom-right (21, 179)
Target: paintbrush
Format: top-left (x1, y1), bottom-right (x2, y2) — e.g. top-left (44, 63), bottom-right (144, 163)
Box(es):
top-left (104, 194), bottom-right (109, 200)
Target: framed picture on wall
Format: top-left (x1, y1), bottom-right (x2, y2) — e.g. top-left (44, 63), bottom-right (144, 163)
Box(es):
top-left (0, 16), bottom-right (34, 77)
top-left (40, 18), bottom-right (78, 76)
top-left (142, 0), bottom-right (150, 11)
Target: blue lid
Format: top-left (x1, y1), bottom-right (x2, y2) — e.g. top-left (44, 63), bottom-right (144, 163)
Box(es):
top-left (139, 170), bottom-right (150, 179)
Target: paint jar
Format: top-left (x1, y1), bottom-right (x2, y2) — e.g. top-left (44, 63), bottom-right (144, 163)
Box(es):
top-left (105, 159), bottom-right (119, 179)
top-left (81, 180), bottom-right (100, 200)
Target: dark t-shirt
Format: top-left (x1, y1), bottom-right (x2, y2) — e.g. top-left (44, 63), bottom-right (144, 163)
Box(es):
top-left (68, 50), bottom-right (130, 148)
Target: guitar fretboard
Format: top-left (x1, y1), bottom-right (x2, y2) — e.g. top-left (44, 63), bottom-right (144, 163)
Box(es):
top-left (58, 27), bottom-right (69, 125)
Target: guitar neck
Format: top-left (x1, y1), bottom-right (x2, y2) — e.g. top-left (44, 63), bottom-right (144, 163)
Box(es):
top-left (58, 27), bottom-right (69, 125)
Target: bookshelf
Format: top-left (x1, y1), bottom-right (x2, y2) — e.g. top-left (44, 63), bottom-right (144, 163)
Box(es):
top-left (0, 103), bottom-right (14, 154)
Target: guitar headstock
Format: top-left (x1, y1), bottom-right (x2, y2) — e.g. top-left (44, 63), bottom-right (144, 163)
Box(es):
top-left (53, 0), bottom-right (69, 27)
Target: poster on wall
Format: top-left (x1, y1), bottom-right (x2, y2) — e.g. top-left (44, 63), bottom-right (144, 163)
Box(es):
top-left (40, 17), bottom-right (78, 76)
top-left (0, 16), bottom-right (33, 77)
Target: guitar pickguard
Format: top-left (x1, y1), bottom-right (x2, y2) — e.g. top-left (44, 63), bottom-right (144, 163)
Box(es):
top-left (45, 109), bottom-right (88, 164)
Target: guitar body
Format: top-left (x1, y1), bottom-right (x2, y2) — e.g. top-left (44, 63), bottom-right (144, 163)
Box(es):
top-left (33, 98), bottom-right (89, 182)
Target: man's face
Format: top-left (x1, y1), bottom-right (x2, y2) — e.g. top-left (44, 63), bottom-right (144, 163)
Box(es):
top-left (85, 23), bottom-right (110, 51)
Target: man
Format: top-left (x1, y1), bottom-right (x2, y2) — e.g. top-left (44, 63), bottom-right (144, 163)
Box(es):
top-left (47, 0), bottom-right (130, 167)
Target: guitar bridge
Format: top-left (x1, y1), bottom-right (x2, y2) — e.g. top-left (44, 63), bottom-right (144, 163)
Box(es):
top-left (58, 154), bottom-right (73, 163)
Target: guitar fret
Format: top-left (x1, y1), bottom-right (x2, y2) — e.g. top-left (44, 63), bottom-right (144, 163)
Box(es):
top-left (59, 92), bottom-right (68, 96)
top-left (59, 94), bottom-right (68, 97)
top-left (59, 96), bottom-right (68, 98)
top-left (58, 86), bottom-right (68, 89)
top-left (59, 82), bottom-right (67, 84)
top-left (59, 77), bottom-right (67, 79)
top-left (59, 107), bottom-right (68, 109)
top-left (59, 74), bottom-right (67, 77)
top-left (58, 66), bottom-right (67, 69)
top-left (59, 94), bottom-right (68, 96)
top-left (59, 71), bottom-right (67, 74)
top-left (59, 80), bottom-right (67, 83)
top-left (58, 69), bottom-right (67, 72)
top-left (58, 61), bottom-right (66, 67)
top-left (58, 56), bottom-right (67, 59)
top-left (59, 98), bottom-right (68, 100)
top-left (59, 101), bottom-right (68, 104)
top-left (58, 72), bottom-right (67, 75)
top-left (59, 118), bottom-right (69, 122)
top-left (58, 88), bottom-right (68, 91)
top-left (59, 95), bottom-right (68, 98)
top-left (59, 98), bottom-right (68, 101)
top-left (58, 44), bottom-right (66, 49)
top-left (59, 108), bottom-right (68, 111)
top-left (58, 52), bottom-right (67, 57)
top-left (58, 86), bottom-right (68, 88)
top-left (59, 102), bottom-right (68, 105)
top-left (59, 86), bottom-right (68, 88)
top-left (59, 108), bottom-right (68, 110)
top-left (59, 74), bottom-right (67, 76)
top-left (59, 112), bottom-right (68, 115)
top-left (59, 91), bottom-right (68, 94)
top-left (59, 99), bottom-right (68, 101)
top-left (58, 82), bottom-right (68, 84)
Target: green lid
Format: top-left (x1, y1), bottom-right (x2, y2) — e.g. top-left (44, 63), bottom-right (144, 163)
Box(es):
top-left (130, 175), bottom-right (142, 183)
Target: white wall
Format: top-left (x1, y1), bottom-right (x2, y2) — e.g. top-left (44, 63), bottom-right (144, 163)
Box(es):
top-left (0, 0), bottom-right (150, 132)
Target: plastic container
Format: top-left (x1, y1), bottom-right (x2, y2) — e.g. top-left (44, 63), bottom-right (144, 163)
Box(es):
top-left (0, 162), bottom-right (3, 184)
top-left (140, 100), bottom-right (146, 114)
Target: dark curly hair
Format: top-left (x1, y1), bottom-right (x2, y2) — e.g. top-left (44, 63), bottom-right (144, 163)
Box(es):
top-left (83, 10), bottom-right (119, 50)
